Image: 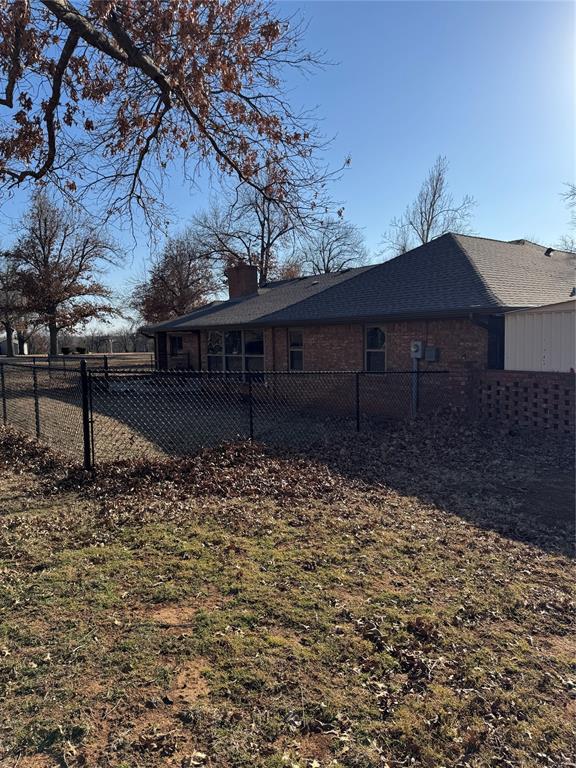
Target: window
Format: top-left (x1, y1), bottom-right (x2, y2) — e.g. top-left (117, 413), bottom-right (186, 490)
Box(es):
top-left (289, 329), bottom-right (303, 371)
top-left (207, 329), bottom-right (264, 373)
top-left (169, 335), bottom-right (183, 356)
top-left (207, 331), bottom-right (224, 370)
top-left (365, 326), bottom-right (386, 371)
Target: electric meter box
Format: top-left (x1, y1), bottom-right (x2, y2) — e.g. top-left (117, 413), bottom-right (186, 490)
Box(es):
top-left (410, 340), bottom-right (424, 359)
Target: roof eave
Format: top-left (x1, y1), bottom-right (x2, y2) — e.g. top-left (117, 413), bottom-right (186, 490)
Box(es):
top-left (149, 305), bottom-right (519, 332)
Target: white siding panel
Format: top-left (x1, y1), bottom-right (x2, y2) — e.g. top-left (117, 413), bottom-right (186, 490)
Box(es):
top-left (505, 305), bottom-right (576, 372)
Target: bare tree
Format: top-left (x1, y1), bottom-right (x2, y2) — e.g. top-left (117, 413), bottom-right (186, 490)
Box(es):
top-left (76, 330), bottom-right (110, 353)
top-left (297, 218), bottom-right (368, 274)
top-left (0, 1), bottom-right (341, 226)
top-left (7, 192), bottom-right (118, 355)
top-left (563, 184), bottom-right (576, 222)
top-left (382, 156), bottom-right (476, 256)
top-left (194, 182), bottom-right (298, 285)
top-left (559, 183), bottom-right (576, 253)
top-left (132, 229), bottom-right (217, 323)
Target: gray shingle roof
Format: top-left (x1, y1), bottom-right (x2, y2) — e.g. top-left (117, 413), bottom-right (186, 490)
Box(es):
top-left (144, 233), bottom-right (575, 331)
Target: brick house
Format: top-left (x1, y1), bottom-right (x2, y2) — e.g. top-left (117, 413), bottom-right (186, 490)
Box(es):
top-left (144, 234), bottom-right (575, 375)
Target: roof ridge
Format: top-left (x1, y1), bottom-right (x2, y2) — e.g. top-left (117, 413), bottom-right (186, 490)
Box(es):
top-left (452, 232), bottom-right (574, 258)
top-left (451, 232), bottom-right (550, 249)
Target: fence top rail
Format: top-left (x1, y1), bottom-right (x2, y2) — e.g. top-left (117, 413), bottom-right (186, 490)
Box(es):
top-left (0, 360), bottom-right (80, 374)
top-left (88, 367), bottom-right (453, 377)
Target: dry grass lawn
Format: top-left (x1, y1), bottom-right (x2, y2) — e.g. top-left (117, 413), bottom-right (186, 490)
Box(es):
top-left (0, 420), bottom-right (574, 768)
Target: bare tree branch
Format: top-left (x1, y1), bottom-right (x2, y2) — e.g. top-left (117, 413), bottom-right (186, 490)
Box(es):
top-left (0, 1), bottom-right (343, 229)
top-left (381, 156), bottom-right (476, 257)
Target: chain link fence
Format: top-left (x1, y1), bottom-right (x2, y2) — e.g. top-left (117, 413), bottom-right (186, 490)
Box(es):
top-left (0, 361), bottom-right (456, 466)
top-left (0, 361), bottom-right (86, 460)
top-left (8, 352), bottom-right (155, 371)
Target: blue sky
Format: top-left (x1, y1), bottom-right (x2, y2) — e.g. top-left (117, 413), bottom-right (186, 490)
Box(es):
top-left (0, 0), bottom-right (574, 292)
top-left (283, 0), bottom-right (574, 250)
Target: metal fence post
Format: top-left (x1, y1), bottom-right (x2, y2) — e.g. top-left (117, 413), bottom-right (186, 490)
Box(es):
top-left (411, 361), bottom-right (419, 417)
top-left (32, 365), bottom-right (41, 438)
top-left (80, 360), bottom-right (93, 469)
top-left (355, 372), bottom-right (361, 432)
top-left (88, 370), bottom-right (96, 467)
top-left (248, 371), bottom-right (254, 440)
top-left (0, 363), bottom-right (6, 426)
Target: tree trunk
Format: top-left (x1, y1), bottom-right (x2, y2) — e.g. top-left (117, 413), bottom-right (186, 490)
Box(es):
top-left (48, 322), bottom-right (58, 356)
top-left (3, 322), bottom-right (15, 357)
top-left (17, 331), bottom-right (26, 355)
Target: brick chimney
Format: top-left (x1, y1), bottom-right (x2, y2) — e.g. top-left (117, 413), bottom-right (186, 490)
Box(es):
top-left (225, 263), bottom-right (258, 299)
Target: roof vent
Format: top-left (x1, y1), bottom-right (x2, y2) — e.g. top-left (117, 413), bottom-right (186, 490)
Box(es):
top-left (544, 247), bottom-right (554, 257)
top-left (311, 280), bottom-right (319, 286)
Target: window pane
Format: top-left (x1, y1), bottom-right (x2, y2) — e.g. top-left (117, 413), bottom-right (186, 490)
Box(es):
top-left (366, 351), bottom-right (385, 372)
top-left (245, 356), bottom-right (264, 371)
top-left (290, 350), bottom-right (303, 371)
top-left (207, 331), bottom-right (223, 355)
top-left (366, 327), bottom-right (385, 350)
top-left (289, 330), bottom-right (303, 349)
top-left (207, 355), bottom-right (223, 371)
top-left (225, 330), bottom-right (242, 355)
top-left (244, 330), bottom-right (264, 355)
top-left (225, 356), bottom-right (242, 372)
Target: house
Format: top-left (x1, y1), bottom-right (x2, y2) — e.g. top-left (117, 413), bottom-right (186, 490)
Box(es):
top-left (144, 233), bottom-right (575, 374)
top-left (504, 299), bottom-right (575, 372)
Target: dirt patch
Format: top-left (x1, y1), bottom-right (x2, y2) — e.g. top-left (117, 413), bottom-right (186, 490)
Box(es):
top-left (147, 591), bottom-right (229, 629)
top-left (1, 757), bottom-right (59, 768)
top-left (171, 658), bottom-right (210, 706)
top-left (82, 678), bottom-right (106, 698)
top-left (297, 733), bottom-right (334, 760)
top-left (149, 604), bottom-right (200, 628)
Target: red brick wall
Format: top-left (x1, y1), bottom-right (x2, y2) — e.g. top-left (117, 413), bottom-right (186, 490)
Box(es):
top-left (166, 332), bottom-right (200, 368)
top-left (477, 370), bottom-right (575, 434)
top-left (172, 318), bottom-right (488, 373)
top-left (384, 318), bottom-right (487, 371)
top-left (272, 325), bottom-right (364, 371)
top-left (271, 318), bottom-right (487, 372)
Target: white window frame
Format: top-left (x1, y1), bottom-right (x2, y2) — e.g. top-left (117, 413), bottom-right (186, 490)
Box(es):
top-left (365, 325), bottom-right (387, 372)
top-left (206, 329), bottom-right (264, 373)
top-left (288, 328), bottom-right (304, 371)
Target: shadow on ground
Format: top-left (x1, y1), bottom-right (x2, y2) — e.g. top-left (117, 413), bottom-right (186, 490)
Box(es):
top-left (294, 419), bottom-right (575, 559)
top-left (4, 383), bottom-right (575, 559)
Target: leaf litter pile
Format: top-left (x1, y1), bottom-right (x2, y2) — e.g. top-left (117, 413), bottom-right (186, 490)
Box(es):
top-left (0, 420), bottom-right (574, 768)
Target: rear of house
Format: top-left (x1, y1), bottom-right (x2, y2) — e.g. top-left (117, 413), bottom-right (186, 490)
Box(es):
top-left (144, 234), bottom-right (575, 377)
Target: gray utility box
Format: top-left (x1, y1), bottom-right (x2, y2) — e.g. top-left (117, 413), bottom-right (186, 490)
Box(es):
top-left (424, 346), bottom-right (440, 362)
